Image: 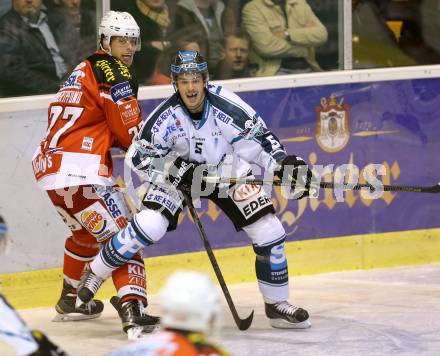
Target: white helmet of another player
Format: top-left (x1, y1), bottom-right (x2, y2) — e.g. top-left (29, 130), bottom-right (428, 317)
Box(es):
top-left (99, 11), bottom-right (141, 51)
top-left (159, 270), bottom-right (222, 334)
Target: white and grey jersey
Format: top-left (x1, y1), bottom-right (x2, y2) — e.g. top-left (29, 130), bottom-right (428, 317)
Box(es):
top-left (127, 83), bottom-right (287, 182)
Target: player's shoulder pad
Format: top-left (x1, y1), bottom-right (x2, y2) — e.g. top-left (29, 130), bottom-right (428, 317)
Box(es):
top-left (139, 93), bottom-right (179, 138)
top-left (87, 52), bottom-right (138, 99)
top-left (207, 84), bottom-right (258, 130)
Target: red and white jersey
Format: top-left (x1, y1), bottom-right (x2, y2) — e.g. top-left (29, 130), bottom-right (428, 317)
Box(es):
top-left (109, 330), bottom-right (228, 356)
top-left (32, 50), bottom-right (142, 190)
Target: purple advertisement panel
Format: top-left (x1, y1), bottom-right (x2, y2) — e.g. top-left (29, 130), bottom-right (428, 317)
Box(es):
top-left (113, 78), bottom-right (440, 257)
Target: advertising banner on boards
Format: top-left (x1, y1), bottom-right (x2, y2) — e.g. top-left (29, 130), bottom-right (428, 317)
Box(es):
top-left (112, 77), bottom-right (440, 257)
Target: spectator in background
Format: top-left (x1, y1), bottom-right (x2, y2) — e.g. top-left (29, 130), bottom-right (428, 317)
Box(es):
top-left (0, 0), bottom-right (80, 96)
top-left (221, 0), bottom-right (250, 36)
top-left (112, 0), bottom-right (172, 84)
top-left (151, 37), bottom-right (202, 85)
top-left (352, 0), bottom-right (415, 68)
top-left (173, 0), bottom-right (224, 68)
top-left (394, 0), bottom-right (440, 65)
top-left (242, 0), bottom-right (327, 77)
top-left (45, 0), bottom-right (97, 57)
top-left (212, 28), bottom-right (254, 79)
top-left (421, 0), bottom-right (440, 57)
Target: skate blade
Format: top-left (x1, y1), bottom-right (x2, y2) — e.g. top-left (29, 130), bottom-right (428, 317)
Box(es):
top-left (269, 318), bottom-right (312, 329)
top-left (52, 312), bottom-right (102, 322)
top-left (127, 325), bottom-right (161, 340)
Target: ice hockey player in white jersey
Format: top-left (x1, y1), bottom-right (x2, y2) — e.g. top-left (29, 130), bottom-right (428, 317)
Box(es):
top-left (0, 215), bottom-right (67, 355)
top-left (77, 51), bottom-right (313, 329)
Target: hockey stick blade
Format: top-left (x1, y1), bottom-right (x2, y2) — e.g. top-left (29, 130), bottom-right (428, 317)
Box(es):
top-left (182, 192), bottom-right (254, 331)
top-left (204, 177), bottom-right (440, 194)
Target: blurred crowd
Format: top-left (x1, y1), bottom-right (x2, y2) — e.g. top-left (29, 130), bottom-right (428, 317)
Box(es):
top-left (0, 0), bottom-right (439, 97)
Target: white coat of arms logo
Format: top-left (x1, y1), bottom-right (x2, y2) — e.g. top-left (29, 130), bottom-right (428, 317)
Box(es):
top-left (316, 95), bottom-right (350, 153)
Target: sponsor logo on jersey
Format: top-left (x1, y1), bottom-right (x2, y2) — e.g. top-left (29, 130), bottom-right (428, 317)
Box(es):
top-left (62, 69), bottom-right (85, 90)
top-left (316, 95), bottom-right (350, 153)
top-left (101, 192), bottom-right (128, 229)
top-left (32, 152), bottom-right (61, 180)
top-left (55, 90), bottom-right (82, 104)
top-left (119, 99), bottom-right (140, 125)
top-left (153, 109), bottom-right (172, 132)
top-left (212, 107), bottom-right (232, 125)
top-left (81, 137), bottom-right (94, 151)
top-left (212, 129), bottom-right (222, 137)
top-left (228, 183), bottom-right (272, 219)
top-left (232, 184), bottom-right (261, 202)
top-left (96, 60), bottom-right (116, 82)
top-left (162, 123), bottom-right (177, 142)
top-left (80, 210), bottom-right (107, 235)
top-left (239, 116), bottom-right (265, 139)
top-left (110, 81), bottom-right (133, 102)
top-left (115, 59), bottom-right (131, 79)
top-left (145, 189), bottom-right (179, 214)
top-left (242, 195), bottom-right (272, 217)
top-left (74, 202), bottom-right (119, 242)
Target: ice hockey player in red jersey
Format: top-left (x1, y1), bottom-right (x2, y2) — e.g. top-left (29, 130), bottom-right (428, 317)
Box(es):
top-left (31, 10), bottom-right (158, 335)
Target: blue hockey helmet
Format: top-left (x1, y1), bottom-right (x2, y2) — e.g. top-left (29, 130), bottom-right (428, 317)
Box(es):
top-left (170, 51), bottom-right (209, 83)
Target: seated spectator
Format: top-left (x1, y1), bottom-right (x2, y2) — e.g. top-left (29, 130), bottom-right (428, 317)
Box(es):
top-left (173, 0), bottom-right (224, 68)
top-left (421, 0), bottom-right (440, 57)
top-left (221, 0), bottom-right (250, 36)
top-left (150, 38), bottom-right (202, 85)
top-left (242, 0), bottom-right (328, 77)
top-left (352, 0), bottom-right (416, 68)
top-left (212, 28), bottom-right (254, 79)
top-left (0, 0), bottom-right (80, 97)
top-left (45, 0), bottom-right (96, 57)
top-left (392, 0), bottom-right (440, 64)
top-left (112, 0), bottom-right (172, 84)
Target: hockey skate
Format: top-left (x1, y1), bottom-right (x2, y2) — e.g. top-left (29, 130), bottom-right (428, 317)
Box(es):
top-left (265, 301), bottom-right (311, 329)
top-left (110, 296), bottom-right (160, 339)
top-left (53, 280), bottom-right (104, 322)
top-left (75, 269), bottom-right (105, 308)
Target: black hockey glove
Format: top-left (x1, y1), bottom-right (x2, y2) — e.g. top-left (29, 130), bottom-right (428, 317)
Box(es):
top-left (274, 155), bottom-right (313, 199)
top-left (29, 330), bottom-right (67, 356)
top-left (167, 156), bottom-right (197, 192)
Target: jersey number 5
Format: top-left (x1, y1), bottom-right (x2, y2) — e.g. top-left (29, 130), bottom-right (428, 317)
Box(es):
top-left (46, 105), bottom-right (84, 148)
top-left (195, 142), bottom-right (203, 154)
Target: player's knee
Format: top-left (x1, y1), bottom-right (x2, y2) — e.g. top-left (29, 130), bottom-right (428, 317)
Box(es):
top-left (131, 208), bottom-right (169, 245)
top-left (242, 213), bottom-right (285, 246)
top-left (252, 236), bottom-right (286, 258)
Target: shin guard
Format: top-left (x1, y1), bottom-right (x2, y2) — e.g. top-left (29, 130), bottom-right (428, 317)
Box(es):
top-left (253, 236), bottom-right (289, 302)
top-left (63, 236), bottom-right (99, 287)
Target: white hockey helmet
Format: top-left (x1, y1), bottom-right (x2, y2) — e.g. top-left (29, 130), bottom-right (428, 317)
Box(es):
top-left (99, 11), bottom-right (141, 51)
top-left (159, 270), bottom-right (222, 335)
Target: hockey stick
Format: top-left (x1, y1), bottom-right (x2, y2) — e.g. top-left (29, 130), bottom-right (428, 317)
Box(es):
top-left (203, 177), bottom-right (440, 194)
top-left (181, 191), bottom-right (254, 331)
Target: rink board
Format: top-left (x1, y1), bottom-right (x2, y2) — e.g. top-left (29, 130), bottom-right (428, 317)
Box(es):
top-left (2, 227), bottom-right (440, 309)
top-left (117, 74), bottom-right (440, 258)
